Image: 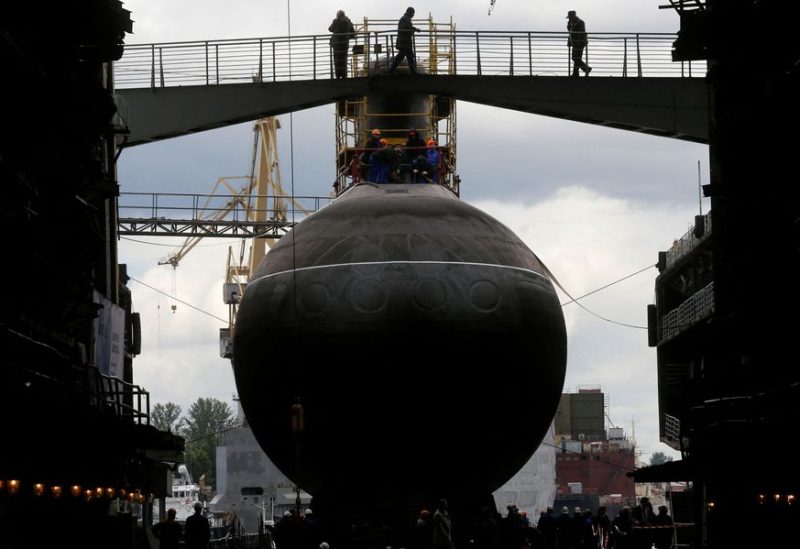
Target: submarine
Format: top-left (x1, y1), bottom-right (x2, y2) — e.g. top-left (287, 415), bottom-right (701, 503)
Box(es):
top-left (231, 14), bottom-right (567, 544)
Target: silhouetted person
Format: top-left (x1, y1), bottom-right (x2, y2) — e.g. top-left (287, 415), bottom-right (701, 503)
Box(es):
top-left (329, 10), bottom-right (356, 79)
top-left (389, 7), bottom-right (420, 74)
top-left (152, 508), bottom-right (182, 549)
top-left (433, 499), bottom-right (454, 549)
top-left (472, 506), bottom-right (499, 549)
top-left (500, 505), bottom-right (526, 549)
top-left (184, 502), bottom-right (211, 549)
top-left (578, 509), bottom-right (594, 549)
top-left (304, 509), bottom-right (322, 549)
top-left (536, 507), bottom-right (556, 549)
top-left (631, 497), bottom-right (654, 549)
top-left (413, 509), bottom-right (433, 549)
top-left (404, 128), bottom-right (427, 160)
top-left (651, 505), bottom-right (673, 549)
top-left (594, 506), bottom-right (611, 549)
top-left (568, 507), bottom-right (583, 549)
top-left (612, 507), bottom-right (633, 549)
top-left (555, 506), bottom-right (572, 549)
top-left (566, 10), bottom-right (591, 77)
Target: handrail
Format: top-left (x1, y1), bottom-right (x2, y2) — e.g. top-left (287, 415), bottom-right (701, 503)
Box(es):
top-left (115, 30), bottom-right (704, 89)
top-left (94, 372), bottom-right (151, 425)
top-left (118, 192), bottom-right (334, 237)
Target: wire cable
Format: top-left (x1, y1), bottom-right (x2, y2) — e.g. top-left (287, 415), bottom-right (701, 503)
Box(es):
top-left (539, 257), bottom-right (655, 330)
top-left (120, 236), bottom-right (231, 248)
top-left (129, 276), bottom-right (228, 324)
top-left (560, 263), bottom-right (656, 307)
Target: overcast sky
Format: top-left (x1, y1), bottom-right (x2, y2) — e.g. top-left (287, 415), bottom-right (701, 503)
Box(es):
top-left (117, 0), bottom-right (707, 470)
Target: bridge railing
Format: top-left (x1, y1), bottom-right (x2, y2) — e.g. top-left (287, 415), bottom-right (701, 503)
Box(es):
top-left (118, 192), bottom-right (334, 237)
top-left (114, 30), bottom-right (704, 88)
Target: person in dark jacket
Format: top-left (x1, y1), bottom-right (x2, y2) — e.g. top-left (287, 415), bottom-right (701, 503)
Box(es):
top-left (329, 10), bottom-right (356, 78)
top-left (566, 10), bottom-right (592, 77)
top-left (152, 508), bottom-right (182, 549)
top-left (404, 128), bottom-right (427, 160)
top-left (389, 7), bottom-right (420, 74)
top-left (651, 505), bottom-right (673, 549)
top-left (360, 129), bottom-right (383, 180)
top-left (433, 499), bottom-right (454, 549)
top-left (184, 502), bottom-right (211, 549)
top-left (369, 139), bottom-right (393, 183)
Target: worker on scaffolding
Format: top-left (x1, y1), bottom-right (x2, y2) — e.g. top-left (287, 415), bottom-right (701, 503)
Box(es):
top-left (426, 140), bottom-right (441, 183)
top-left (369, 139), bottom-right (394, 183)
top-left (360, 129), bottom-right (383, 180)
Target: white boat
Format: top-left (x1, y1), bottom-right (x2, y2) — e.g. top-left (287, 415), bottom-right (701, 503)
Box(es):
top-left (164, 464), bottom-right (202, 522)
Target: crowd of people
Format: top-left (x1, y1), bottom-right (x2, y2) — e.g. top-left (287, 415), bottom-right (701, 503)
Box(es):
top-left (151, 497), bottom-right (674, 549)
top-left (530, 497), bottom-right (674, 549)
top-left (351, 128), bottom-right (445, 185)
top-left (407, 498), bottom-right (674, 549)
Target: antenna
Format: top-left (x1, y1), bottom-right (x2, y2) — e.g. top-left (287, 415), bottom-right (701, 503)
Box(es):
top-left (697, 160), bottom-right (703, 215)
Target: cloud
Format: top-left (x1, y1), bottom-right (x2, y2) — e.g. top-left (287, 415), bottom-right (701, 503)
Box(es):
top-left (123, 1), bottom-right (683, 44)
top-left (471, 187), bottom-right (696, 459)
top-left (121, 236), bottom-right (237, 412)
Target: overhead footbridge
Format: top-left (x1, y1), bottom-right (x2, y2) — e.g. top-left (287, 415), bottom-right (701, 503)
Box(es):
top-left (113, 29), bottom-right (708, 146)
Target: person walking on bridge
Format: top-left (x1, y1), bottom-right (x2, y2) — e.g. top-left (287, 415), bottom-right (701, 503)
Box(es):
top-left (389, 7), bottom-right (420, 75)
top-left (329, 10), bottom-right (356, 79)
top-left (566, 10), bottom-right (592, 77)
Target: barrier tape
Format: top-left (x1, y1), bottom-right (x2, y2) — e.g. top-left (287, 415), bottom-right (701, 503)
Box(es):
top-left (632, 523), bottom-right (694, 529)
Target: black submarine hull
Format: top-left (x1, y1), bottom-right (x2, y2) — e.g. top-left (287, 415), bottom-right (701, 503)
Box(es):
top-left (232, 182), bottom-right (566, 515)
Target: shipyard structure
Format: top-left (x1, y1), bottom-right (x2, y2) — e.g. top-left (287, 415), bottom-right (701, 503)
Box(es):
top-left (0, 4), bottom-right (183, 548)
top-left (552, 388), bottom-right (636, 515)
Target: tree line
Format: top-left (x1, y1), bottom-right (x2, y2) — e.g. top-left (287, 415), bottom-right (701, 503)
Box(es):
top-left (151, 398), bottom-right (236, 489)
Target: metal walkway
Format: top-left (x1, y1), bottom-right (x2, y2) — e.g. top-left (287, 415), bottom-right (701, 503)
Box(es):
top-left (117, 192), bottom-right (333, 238)
top-left (114, 30), bottom-right (702, 87)
top-left (113, 29), bottom-right (709, 146)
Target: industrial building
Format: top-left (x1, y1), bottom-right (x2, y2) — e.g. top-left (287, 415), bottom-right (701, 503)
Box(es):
top-left (554, 388), bottom-right (636, 514)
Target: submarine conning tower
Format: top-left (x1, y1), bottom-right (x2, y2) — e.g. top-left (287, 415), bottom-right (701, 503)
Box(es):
top-left (334, 14), bottom-right (458, 195)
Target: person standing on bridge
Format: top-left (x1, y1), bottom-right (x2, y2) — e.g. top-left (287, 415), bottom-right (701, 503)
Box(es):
top-left (329, 10), bottom-right (356, 79)
top-left (566, 10), bottom-right (592, 77)
top-left (389, 7), bottom-right (421, 75)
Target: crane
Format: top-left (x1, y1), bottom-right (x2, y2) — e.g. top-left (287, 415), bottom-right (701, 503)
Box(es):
top-left (156, 117), bottom-right (310, 330)
top-left (218, 118), bottom-right (311, 357)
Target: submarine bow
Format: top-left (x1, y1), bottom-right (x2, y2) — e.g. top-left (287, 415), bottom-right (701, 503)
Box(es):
top-left (233, 183), bottom-right (567, 502)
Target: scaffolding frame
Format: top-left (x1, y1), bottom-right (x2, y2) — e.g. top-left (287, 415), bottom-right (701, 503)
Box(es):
top-left (333, 14), bottom-right (459, 195)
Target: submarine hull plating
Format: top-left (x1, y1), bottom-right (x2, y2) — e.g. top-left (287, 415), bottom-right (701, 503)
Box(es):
top-left (233, 183), bottom-right (567, 506)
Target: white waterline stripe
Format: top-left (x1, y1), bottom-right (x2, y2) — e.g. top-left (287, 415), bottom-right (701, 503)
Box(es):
top-left (250, 260), bottom-right (549, 284)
